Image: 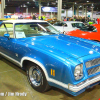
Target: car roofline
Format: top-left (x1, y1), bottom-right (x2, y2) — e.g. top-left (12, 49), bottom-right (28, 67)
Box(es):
top-left (3, 20), bottom-right (47, 24)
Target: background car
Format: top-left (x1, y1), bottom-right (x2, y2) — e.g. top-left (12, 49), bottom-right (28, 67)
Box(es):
top-left (66, 24), bottom-right (100, 42)
top-left (53, 21), bottom-right (85, 33)
top-left (1, 20), bottom-right (100, 96)
top-left (45, 18), bottom-right (57, 25)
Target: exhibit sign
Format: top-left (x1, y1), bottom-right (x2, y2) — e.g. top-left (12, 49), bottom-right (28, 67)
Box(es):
top-left (41, 7), bottom-right (57, 12)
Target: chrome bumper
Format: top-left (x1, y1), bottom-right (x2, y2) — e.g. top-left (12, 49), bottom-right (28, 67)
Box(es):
top-left (68, 75), bottom-right (100, 92)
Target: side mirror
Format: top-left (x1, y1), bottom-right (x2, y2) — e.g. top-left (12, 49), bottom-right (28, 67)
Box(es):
top-left (4, 33), bottom-right (10, 39)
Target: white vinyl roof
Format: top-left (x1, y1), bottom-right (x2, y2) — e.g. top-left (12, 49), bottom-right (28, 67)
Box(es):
top-left (3, 20), bottom-right (47, 24)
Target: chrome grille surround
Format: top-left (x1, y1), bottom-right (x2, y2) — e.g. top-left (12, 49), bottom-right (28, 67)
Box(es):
top-left (88, 66), bottom-right (100, 75)
top-left (86, 58), bottom-right (100, 68)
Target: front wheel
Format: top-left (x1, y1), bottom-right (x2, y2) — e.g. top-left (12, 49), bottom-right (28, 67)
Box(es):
top-left (26, 63), bottom-right (50, 92)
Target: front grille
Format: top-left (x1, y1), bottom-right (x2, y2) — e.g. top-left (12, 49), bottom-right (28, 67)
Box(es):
top-left (86, 58), bottom-right (100, 68)
top-left (88, 66), bottom-right (100, 75)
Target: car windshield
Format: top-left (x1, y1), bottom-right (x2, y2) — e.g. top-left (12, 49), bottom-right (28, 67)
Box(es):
top-left (79, 25), bottom-right (97, 32)
top-left (15, 22), bottom-right (60, 38)
top-left (72, 23), bottom-right (85, 28)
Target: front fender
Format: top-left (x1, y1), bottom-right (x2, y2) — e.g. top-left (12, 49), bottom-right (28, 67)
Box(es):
top-left (20, 55), bottom-right (73, 89)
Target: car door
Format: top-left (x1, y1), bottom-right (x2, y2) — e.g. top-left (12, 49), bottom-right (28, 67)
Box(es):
top-left (0, 23), bottom-right (18, 61)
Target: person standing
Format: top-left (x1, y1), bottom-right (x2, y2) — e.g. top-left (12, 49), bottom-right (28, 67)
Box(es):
top-left (97, 18), bottom-right (100, 24)
top-left (32, 14), bottom-right (36, 20)
top-left (64, 17), bottom-right (66, 21)
top-left (40, 16), bottom-right (43, 20)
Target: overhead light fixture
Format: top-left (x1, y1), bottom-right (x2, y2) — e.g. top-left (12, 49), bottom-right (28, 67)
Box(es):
top-left (23, 4), bottom-right (27, 7)
top-left (27, 2), bottom-right (29, 4)
top-left (91, 6), bottom-right (94, 8)
top-left (75, 2), bottom-right (77, 4)
top-left (87, 1), bottom-right (89, 2)
top-left (20, 4), bottom-right (27, 7)
top-left (79, 5), bottom-right (82, 8)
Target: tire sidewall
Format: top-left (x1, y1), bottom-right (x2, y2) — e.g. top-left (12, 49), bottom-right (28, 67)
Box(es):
top-left (26, 64), bottom-right (48, 92)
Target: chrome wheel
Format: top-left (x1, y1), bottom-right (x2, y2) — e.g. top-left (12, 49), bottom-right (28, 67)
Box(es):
top-left (27, 63), bottom-right (50, 92)
top-left (29, 66), bottom-right (42, 87)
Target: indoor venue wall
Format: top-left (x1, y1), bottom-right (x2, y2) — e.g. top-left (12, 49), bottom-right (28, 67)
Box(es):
top-left (4, 7), bottom-right (39, 14)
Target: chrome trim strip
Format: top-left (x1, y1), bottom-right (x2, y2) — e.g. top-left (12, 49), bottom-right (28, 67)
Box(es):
top-left (0, 52), bottom-right (21, 66)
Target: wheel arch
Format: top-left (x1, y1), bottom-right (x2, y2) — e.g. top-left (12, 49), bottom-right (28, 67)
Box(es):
top-left (20, 57), bottom-right (71, 90)
top-left (21, 57), bottom-right (49, 80)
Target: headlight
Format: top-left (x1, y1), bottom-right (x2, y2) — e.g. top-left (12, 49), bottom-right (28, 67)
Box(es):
top-left (74, 64), bottom-right (83, 80)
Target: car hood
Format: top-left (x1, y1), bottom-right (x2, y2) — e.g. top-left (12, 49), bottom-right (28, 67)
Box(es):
top-left (19, 34), bottom-right (100, 59)
top-left (66, 29), bottom-right (84, 35)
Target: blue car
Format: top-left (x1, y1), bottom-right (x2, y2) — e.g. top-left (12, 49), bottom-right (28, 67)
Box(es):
top-left (0, 20), bottom-right (100, 96)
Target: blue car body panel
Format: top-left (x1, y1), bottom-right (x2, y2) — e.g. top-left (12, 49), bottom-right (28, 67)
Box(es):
top-left (1, 21), bottom-right (100, 96)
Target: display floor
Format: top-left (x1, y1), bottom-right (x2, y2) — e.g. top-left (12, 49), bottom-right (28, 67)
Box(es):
top-left (0, 58), bottom-right (100, 100)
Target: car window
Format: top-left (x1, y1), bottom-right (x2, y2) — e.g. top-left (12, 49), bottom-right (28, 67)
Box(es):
top-left (54, 22), bottom-right (63, 26)
top-left (63, 23), bottom-right (67, 27)
top-left (72, 23), bottom-right (85, 28)
top-left (80, 25), bottom-right (97, 32)
top-left (15, 22), bottom-right (60, 38)
top-left (0, 23), bottom-right (13, 38)
top-left (0, 24), bottom-right (7, 37)
top-left (54, 22), bottom-right (67, 27)
top-left (53, 22), bottom-right (58, 26)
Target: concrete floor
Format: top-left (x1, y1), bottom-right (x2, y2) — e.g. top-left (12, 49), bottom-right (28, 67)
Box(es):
top-left (0, 58), bottom-right (100, 100)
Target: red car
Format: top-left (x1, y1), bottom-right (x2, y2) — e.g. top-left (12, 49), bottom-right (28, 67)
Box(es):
top-left (66, 24), bottom-right (100, 42)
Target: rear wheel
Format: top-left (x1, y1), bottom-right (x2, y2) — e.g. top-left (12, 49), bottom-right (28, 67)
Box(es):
top-left (26, 63), bottom-right (50, 92)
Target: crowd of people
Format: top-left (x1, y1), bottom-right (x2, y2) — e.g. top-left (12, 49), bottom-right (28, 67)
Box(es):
top-left (32, 14), bottom-right (45, 20)
top-left (63, 16), bottom-right (91, 23)
top-left (63, 15), bottom-right (99, 25)
top-left (32, 14), bottom-right (100, 25)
